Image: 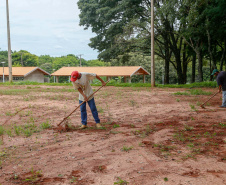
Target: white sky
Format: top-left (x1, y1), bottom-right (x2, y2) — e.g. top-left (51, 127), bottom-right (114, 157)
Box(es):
top-left (0, 0), bottom-right (98, 60)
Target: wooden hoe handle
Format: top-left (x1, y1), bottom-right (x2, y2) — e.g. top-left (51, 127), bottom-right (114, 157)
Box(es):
top-left (57, 80), bottom-right (110, 126)
top-left (200, 91), bottom-right (219, 108)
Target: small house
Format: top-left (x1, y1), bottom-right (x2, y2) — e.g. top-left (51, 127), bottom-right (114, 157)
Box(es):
top-left (0, 67), bottom-right (51, 83)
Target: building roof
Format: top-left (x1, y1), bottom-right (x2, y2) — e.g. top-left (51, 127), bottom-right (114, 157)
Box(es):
top-left (52, 66), bottom-right (150, 77)
top-left (0, 67), bottom-right (51, 76)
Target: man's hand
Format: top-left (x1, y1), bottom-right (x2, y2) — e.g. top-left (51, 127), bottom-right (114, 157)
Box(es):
top-left (84, 95), bottom-right (88, 102)
top-left (219, 85), bottom-right (222, 93)
top-left (102, 81), bottom-right (106, 86)
top-left (78, 88), bottom-right (88, 101)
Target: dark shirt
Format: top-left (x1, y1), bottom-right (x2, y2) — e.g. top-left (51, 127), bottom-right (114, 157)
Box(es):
top-left (217, 71), bottom-right (226, 91)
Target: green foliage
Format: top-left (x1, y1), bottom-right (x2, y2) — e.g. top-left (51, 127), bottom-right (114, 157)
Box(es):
top-left (0, 126), bottom-right (4, 136)
top-left (0, 89), bottom-right (30, 95)
top-left (14, 126), bottom-right (21, 136)
top-left (113, 124), bottom-right (120, 128)
top-left (114, 177), bottom-right (128, 185)
top-left (77, 0), bottom-right (226, 84)
top-left (40, 120), bottom-right (51, 129)
top-left (12, 50), bottom-right (38, 67)
top-left (174, 89), bottom-right (212, 96)
top-left (78, 0), bottom-right (150, 61)
top-left (121, 146), bottom-right (133, 152)
top-left (164, 177), bottom-right (168, 182)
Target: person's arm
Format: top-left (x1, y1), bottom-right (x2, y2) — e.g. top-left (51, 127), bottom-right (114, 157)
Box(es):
top-left (96, 75), bottom-right (106, 86)
top-left (219, 85), bottom-right (222, 93)
top-left (78, 87), bottom-right (88, 101)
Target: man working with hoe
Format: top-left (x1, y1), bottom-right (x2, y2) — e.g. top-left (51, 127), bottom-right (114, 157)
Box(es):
top-left (211, 69), bottom-right (226, 108)
top-left (70, 71), bottom-right (106, 129)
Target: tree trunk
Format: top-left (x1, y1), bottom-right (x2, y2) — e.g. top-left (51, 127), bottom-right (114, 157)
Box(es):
top-left (173, 38), bottom-right (184, 84)
top-left (220, 38), bottom-right (226, 71)
top-left (191, 53), bottom-right (196, 83)
top-left (175, 54), bottom-right (184, 84)
top-left (164, 42), bottom-right (170, 84)
top-left (196, 49), bottom-right (203, 82)
top-left (164, 59), bottom-right (169, 84)
top-left (207, 30), bottom-right (217, 69)
top-left (182, 43), bottom-right (188, 84)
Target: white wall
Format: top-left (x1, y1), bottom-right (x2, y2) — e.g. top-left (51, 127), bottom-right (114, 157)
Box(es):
top-left (24, 70), bottom-right (45, 83)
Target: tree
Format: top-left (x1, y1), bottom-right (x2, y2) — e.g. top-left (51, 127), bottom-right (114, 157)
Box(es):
top-left (205, 0), bottom-right (226, 71)
top-left (38, 55), bottom-right (53, 66)
top-left (12, 50), bottom-right (38, 67)
top-left (0, 50), bottom-right (8, 66)
top-left (78, 0), bottom-right (150, 61)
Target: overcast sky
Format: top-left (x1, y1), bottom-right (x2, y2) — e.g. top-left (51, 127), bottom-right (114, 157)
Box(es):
top-left (0, 0), bottom-right (98, 60)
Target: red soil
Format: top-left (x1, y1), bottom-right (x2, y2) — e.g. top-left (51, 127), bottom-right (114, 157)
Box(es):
top-left (0, 85), bottom-right (225, 184)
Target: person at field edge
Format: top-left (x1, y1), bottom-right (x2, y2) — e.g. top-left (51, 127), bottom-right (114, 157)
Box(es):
top-left (71, 71), bottom-right (106, 129)
top-left (211, 69), bottom-right (226, 108)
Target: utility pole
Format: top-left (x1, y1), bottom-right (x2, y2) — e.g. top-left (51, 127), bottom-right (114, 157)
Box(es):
top-left (151, 0), bottom-right (155, 87)
top-left (6, 0), bottom-right (12, 82)
top-left (1, 62), bottom-right (5, 82)
top-left (77, 54), bottom-right (83, 67)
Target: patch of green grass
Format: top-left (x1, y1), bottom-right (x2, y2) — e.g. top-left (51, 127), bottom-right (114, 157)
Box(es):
top-left (203, 132), bottom-right (211, 137)
top-left (173, 132), bottom-right (192, 142)
top-left (187, 143), bottom-right (195, 148)
top-left (5, 111), bottom-right (14, 116)
top-left (23, 168), bottom-right (42, 182)
top-left (190, 89), bottom-right (212, 95)
top-left (189, 104), bottom-right (197, 111)
top-left (174, 89), bottom-right (212, 96)
top-left (196, 101), bottom-right (201, 106)
top-left (21, 123), bottom-right (40, 137)
top-left (0, 89), bottom-right (30, 95)
top-left (0, 126), bottom-right (4, 136)
top-left (130, 124), bottom-right (135, 128)
top-left (142, 124), bottom-right (154, 137)
top-left (174, 91), bottom-right (190, 95)
top-left (70, 176), bottom-right (77, 183)
top-left (14, 126), bottom-right (21, 136)
top-left (218, 123), bottom-right (226, 128)
top-left (121, 146), bottom-right (133, 152)
top-left (5, 129), bottom-right (12, 137)
top-left (40, 120), bottom-right (51, 129)
top-left (0, 80), bottom-right (218, 88)
top-left (184, 125), bottom-right (194, 131)
top-left (129, 100), bottom-right (136, 107)
top-left (114, 177), bottom-right (128, 185)
top-left (97, 106), bottom-right (104, 113)
top-left (164, 177), bottom-right (168, 182)
top-left (113, 124), bottom-right (120, 128)
top-left (182, 153), bottom-right (196, 160)
top-left (131, 130), bottom-right (141, 136)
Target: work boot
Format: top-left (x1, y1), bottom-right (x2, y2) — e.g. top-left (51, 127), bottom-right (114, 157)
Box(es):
top-left (79, 125), bottom-right (87, 129)
top-left (96, 123), bottom-right (102, 129)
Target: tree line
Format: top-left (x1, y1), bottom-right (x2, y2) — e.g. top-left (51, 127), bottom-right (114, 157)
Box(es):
top-left (78, 0), bottom-right (226, 84)
top-left (0, 50), bottom-right (108, 74)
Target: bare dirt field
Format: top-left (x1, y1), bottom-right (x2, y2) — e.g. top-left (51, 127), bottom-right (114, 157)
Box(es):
top-left (0, 85), bottom-right (225, 185)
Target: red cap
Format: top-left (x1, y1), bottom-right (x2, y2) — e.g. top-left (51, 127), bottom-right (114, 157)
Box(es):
top-left (70, 71), bottom-right (79, 82)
